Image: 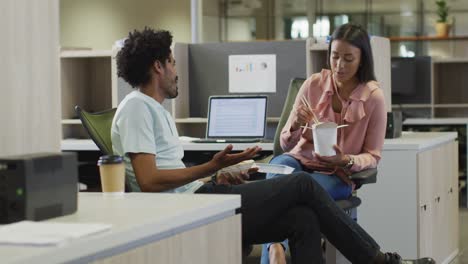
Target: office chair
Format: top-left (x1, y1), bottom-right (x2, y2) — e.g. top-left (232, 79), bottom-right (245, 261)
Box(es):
top-left (75, 106), bottom-right (131, 192)
top-left (244, 78), bottom-right (378, 263)
top-left (75, 106), bottom-right (116, 155)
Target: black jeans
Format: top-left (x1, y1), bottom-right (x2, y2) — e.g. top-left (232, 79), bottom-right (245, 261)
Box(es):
top-left (195, 172), bottom-right (380, 264)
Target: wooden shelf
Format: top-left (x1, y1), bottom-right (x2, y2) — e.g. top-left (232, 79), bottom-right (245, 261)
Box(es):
top-left (60, 50), bottom-right (114, 138)
top-left (392, 104), bottom-right (432, 108)
top-left (434, 104), bottom-right (468, 108)
top-left (62, 119), bottom-right (82, 125)
top-left (60, 50), bottom-right (112, 58)
top-left (389, 35), bottom-right (468, 42)
top-left (433, 57), bottom-right (468, 63)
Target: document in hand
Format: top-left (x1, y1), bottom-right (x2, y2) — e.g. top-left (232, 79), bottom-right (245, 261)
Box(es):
top-left (254, 163), bottom-right (295, 175)
top-left (219, 160), bottom-right (255, 176)
top-left (219, 160), bottom-right (294, 176)
top-left (0, 221), bottom-right (112, 246)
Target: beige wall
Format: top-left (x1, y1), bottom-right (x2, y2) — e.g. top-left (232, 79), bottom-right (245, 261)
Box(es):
top-left (60, 0), bottom-right (191, 49)
top-left (0, 0), bottom-right (61, 156)
top-left (202, 0), bottom-right (221, 42)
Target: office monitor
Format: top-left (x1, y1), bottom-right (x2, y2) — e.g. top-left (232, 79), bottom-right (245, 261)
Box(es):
top-left (391, 56), bottom-right (431, 105)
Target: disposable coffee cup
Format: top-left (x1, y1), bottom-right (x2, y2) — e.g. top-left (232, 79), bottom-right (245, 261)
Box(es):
top-left (312, 122), bottom-right (338, 156)
top-left (97, 155), bottom-right (125, 196)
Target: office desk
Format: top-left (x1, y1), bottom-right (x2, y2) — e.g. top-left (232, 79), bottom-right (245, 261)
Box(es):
top-left (1, 193), bottom-right (241, 264)
top-left (180, 141), bottom-right (273, 151)
top-left (61, 139), bottom-right (274, 152)
top-left (61, 139), bottom-right (274, 172)
top-left (61, 139), bottom-right (99, 151)
top-left (359, 132), bottom-right (459, 264)
top-left (403, 118), bottom-right (468, 207)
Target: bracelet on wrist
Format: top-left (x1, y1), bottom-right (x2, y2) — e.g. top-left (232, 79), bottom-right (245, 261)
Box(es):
top-left (343, 155), bottom-right (354, 170)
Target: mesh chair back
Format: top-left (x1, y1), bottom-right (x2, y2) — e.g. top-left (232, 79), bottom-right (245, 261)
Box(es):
top-left (75, 106), bottom-right (117, 155)
top-left (272, 78), bottom-right (306, 156)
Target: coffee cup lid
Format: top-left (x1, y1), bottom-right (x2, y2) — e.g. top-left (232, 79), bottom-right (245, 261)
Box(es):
top-left (98, 155), bottom-right (123, 165)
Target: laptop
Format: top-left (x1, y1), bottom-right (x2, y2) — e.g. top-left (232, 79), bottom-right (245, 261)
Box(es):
top-left (192, 95), bottom-right (268, 143)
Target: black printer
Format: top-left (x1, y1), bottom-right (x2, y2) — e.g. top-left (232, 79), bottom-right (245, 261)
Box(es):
top-left (0, 152), bottom-right (78, 224)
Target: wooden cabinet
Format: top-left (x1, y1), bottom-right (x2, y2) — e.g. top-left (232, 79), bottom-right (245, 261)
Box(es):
top-left (417, 141), bottom-right (459, 261)
top-left (60, 50), bottom-right (116, 139)
top-left (359, 132), bottom-right (459, 263)
top-left (433, 59), bottom-right (468, 117)
top-left (403, 119), bottom-right (468, 207)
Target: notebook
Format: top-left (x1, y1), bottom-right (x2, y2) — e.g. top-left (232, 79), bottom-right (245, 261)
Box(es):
top-left (192, 95), bottom-right (268, 143)
top-left (0, 221), bottom-right (112, 247)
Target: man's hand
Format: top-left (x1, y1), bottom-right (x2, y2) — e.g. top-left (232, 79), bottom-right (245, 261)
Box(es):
top-left (210, 144), bottom-right (262, 171)
top-left (314, 145), bottom-right (350, 168)
top-left (217, 167), bottom-right (259, 185)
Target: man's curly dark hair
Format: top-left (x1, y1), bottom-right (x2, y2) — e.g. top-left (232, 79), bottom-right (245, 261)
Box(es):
top-left (117, 27), bottom-right (173, 88)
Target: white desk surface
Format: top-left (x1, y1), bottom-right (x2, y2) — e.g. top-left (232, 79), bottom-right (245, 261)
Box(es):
top-left (62, 132), bottom-right (456, 152)
top-left (0, 193), bottom-right (240, 264)
top-left (61, 138), bottom-right (274, 152)
top-left (404, 117), bottom-right (468, 125)
top-left (181, 141), bottom-right (274, 151)
top-left (61, 139), bottom-right (99, 151)
top-left (382, 131), bottom-right (457, 151)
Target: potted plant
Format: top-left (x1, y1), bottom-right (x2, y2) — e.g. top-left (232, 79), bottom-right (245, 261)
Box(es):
top-left (435, 0), bottom-right (450, 37)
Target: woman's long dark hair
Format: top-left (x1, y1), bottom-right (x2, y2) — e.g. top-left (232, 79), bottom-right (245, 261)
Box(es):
top-left (327, 23), bottom-right (376, 83)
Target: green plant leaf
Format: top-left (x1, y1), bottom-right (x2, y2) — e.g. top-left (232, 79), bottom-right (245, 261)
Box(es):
top-left (435, 0), bottom-right (449, 23)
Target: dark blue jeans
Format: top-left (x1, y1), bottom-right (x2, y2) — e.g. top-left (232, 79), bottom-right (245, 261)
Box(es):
top-left (261, 154), bottom-right (353, 263)
top-left (195, 173), bottom-right (380, 264)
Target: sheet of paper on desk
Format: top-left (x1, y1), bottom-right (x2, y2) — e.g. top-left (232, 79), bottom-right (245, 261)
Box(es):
top-left (254, 163), bottom-right (294, 175)
top-left (0, 221), bottom-right (112, 246)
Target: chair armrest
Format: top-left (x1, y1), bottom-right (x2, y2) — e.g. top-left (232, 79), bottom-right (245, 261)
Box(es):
top-left (349, 168), bottom-right (377, 188)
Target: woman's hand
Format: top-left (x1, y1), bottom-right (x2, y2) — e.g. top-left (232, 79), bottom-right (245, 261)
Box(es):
top-left (314, 145), bottom-right (350, 168)
top-left (291, 103), bottom-right (315, 131)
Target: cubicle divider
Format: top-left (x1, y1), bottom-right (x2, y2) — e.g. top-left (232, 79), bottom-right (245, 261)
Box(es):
top-left (187, 41), bottom-right (307, 118)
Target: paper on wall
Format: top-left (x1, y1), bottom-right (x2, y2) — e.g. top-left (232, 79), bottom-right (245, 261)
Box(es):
top-left (229, 54), bottom-right (276, 93)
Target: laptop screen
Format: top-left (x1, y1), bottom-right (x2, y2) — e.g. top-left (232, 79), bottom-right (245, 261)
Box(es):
top-left (207, 96), bottom-right (267, 138)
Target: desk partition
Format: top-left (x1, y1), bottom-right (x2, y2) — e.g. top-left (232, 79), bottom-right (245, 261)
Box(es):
top-left (187, 41), bottom-right (307, 117)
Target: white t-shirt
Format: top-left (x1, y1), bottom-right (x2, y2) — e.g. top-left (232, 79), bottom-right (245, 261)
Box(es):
top-left (111, 90), bottom-right (203, 193)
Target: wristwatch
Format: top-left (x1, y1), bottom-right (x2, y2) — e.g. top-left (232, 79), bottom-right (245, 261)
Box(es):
top-left (344, 155), bottom-right (354, 170)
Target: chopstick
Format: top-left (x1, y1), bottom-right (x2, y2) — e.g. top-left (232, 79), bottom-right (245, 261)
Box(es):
top-left (300, 96), bottom-right (320, 125)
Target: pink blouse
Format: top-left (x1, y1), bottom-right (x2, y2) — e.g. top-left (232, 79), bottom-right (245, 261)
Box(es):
top-left (280, 69), bottom-right (387, 172)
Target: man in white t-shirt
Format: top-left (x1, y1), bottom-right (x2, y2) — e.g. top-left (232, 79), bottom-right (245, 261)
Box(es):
top-left (110, 27), bottom-right (434, 264)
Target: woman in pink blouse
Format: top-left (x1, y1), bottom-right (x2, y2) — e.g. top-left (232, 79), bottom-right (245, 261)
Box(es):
top-left (262, 23), bottom-right (387, 264)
